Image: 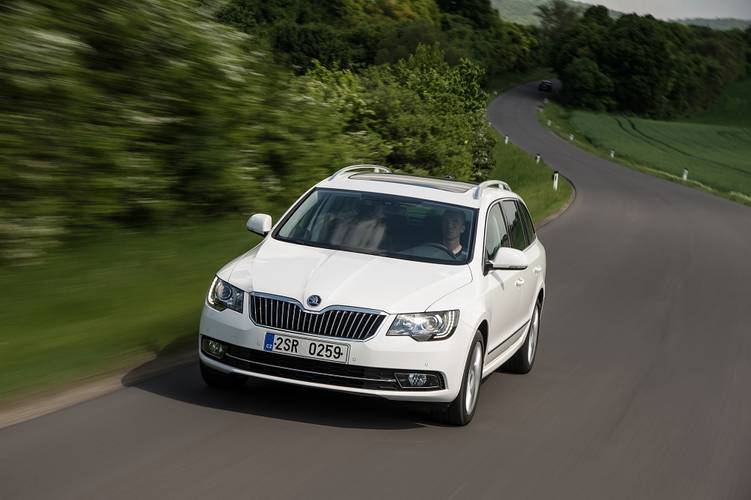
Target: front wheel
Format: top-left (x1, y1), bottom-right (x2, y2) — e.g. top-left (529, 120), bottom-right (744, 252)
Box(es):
top-left (503, 300), bottom-right (541, 374)
top-left (442, 331), bottom-right (485, 426)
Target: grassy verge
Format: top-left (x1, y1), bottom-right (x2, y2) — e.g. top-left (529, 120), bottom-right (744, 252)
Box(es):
top-left (0, 136), bottom-right (572, 403)
top-left (539, 101), bottom-right (751, 207)
top-left (489, 130), bottom-right (574, 222)
top-left (0, 219), bottom-right (263, 402)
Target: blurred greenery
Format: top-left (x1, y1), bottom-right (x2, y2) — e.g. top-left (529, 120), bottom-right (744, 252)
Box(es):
top-left (0, 0), bottom-right (548, 263)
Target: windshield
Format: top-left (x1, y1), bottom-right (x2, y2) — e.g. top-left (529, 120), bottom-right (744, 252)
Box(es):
top-left (274, 188), bottom-right (476, 265)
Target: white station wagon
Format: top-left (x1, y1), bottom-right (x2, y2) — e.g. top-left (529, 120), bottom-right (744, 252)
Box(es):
top-left (199, 165), bottom-right (546, 425)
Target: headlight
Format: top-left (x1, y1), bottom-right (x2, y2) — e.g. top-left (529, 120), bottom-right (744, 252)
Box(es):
top-left (386, 310), bottom-right (459, 341)
top-left (207, 276), bottom-right (244, 313)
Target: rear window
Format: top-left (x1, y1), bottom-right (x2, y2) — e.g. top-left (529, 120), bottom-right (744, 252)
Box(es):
top-left (517, 201), bottom-right (536, 244)
top-left (501, 200), bottom-right (530, 250)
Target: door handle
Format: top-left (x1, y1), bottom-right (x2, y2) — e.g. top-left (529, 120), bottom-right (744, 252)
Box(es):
top-left (515, 278), bottom-right (525, 287)
top-left (533, 266), bottom-right (542, 275)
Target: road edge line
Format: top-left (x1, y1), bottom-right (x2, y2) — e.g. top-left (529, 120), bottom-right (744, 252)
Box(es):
top-left (0, 349), bottom-right (195, 430)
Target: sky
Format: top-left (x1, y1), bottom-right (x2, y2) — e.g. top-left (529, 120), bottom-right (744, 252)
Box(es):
top-left (581, 0), bottom-right (751, 20)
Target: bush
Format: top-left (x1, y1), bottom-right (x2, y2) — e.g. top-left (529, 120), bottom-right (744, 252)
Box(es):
top-left (0, 0), bottom-right (259, 259)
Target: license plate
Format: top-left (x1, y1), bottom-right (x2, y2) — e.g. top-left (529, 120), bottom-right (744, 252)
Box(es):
top-left (263, 332), bottom-right (349, 364)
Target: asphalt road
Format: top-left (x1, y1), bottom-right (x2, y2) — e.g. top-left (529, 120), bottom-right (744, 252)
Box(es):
top-left (2, 83), bottom-right (751, 500)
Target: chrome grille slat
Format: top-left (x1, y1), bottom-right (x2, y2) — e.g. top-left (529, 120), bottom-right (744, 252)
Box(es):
top-left (352, 312), bottom-right (366, 339)
top-left (249, 294), bottom-right (384, 341)
top-left (323, 310), bottom-right (332, 335)
top-left (342, 312), bottom-right (356, 339)
top-left (359, 314), bottom-right (375, 337)
top-left (333, 310), bottom-right (344, 333)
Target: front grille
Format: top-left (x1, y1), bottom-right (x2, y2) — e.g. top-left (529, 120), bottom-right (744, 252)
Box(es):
top-left (249, 294), bottom-right (385, 341)
top-left (202, 336), bottom-right (444, 391)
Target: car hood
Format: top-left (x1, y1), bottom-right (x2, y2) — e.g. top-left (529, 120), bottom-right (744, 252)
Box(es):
top-left (221, 237), bottom-right (472, 314)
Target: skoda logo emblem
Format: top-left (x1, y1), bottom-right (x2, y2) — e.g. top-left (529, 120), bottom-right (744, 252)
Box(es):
top-left (307, 295), bottom-right (322, 307)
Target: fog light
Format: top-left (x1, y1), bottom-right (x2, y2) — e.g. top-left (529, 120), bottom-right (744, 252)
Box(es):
top-left (202, 337), bottom-right (226, 358)
top-left (395, 372), bottom-right (442, 389)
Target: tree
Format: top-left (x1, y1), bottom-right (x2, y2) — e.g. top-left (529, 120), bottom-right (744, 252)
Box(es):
top-left (437, 0), bottom-right (501, 30)
top-left (536, 0), bottom-right (581, 64)
top-left (559, 57), bottom-right (614, 110)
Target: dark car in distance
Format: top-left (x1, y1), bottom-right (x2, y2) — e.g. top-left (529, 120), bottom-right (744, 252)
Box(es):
top-left (538, 80), bottom-right (553, 92)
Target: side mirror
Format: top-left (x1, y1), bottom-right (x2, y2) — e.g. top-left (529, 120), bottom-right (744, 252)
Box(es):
top-left (246, 213), bottom-right (272, 236)
top-left (488, 247), bottom-right (528, 271)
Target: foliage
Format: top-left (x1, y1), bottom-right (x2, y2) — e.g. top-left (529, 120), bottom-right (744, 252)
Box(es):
top-left (360, 45), bottom-right (495, 180)
top-left (542, 3), bottom-right (751, 118)
top-left (0, 0), bottom-right (514, 261)
top-left (218, 0), bottom-right (541, 79)
top-left (559, 57), bottom-right (614, 111)
top-left (0, 0), bottom-right (259, 260)
top-left (0, 0), bottom-right (385, 261)
top-left (536, 0), bottom-right (582, 62)
top-left (307, 45), bottom-right (495, 181)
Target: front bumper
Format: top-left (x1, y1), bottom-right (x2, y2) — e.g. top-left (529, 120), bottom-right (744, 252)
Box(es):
top-left (199, 303), bottom-right (471, 402)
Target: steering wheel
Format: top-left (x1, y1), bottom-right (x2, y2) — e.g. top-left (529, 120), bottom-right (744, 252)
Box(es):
top-left (423, 242), bottom-right (458, 259)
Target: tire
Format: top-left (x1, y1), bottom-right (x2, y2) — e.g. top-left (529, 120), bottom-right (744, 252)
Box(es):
top-left (442, 331), bottom-right (485, 426)
top-left (200, 361), bottom-right (247, 389)
top-left (503, 300), bottom-right (541, 374)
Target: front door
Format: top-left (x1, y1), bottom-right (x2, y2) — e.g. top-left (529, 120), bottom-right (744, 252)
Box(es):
top-left (482, 203), bottom-right (524, 360)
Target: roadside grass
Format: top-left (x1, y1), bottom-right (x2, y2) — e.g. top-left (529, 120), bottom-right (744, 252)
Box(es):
top-left (0, 219), bottom-right (262, 402)
top-left (489, 130), bottom-right (574, 221)
top-left (0, 136), bottom-right (572, 403)
top-left (539, 101), bottom-right (751, 206)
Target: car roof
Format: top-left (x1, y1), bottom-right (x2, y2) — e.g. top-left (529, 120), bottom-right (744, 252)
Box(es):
top-left (315, 171), bottom-right (521, 209)
top-left (350, 173), bottom-right (476, 193)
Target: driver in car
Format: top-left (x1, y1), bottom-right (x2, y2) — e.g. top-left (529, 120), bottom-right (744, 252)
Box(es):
top-left (441, 209), bottom-right (467, 260)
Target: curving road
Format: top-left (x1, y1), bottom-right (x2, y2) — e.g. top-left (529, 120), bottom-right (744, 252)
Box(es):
top-left (2, 83), bottom-right (751, 500)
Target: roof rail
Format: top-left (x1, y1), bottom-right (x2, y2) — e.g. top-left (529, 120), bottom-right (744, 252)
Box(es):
top-left (473, 180), bottom-right (511, 199)
top-left (329, 164), bottom-right (391, 180)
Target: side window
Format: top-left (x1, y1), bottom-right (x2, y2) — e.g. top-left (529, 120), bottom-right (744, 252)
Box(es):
top-left (517, 201), bottom-right (536, 244)
top-left (484, 204), bottom-right (509, 261)
top-left (502, 200), bottom-right (530, 250)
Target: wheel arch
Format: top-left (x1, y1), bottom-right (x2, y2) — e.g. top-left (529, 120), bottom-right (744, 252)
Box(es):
top-left (477, 319), bottom-right (488, 353)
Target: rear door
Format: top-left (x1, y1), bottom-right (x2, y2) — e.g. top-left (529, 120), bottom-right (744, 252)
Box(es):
top-left (517, 201), bottom-right (544, 311)
top-left (501, 200), bottom-right (539, 324)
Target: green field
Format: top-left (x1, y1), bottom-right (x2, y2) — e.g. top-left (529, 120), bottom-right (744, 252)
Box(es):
top-left (540, 87), bottom-right (751, 203)
top-left (0, 137), bottom-right (571, 403)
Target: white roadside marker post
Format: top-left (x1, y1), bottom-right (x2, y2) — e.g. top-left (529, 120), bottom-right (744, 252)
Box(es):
top-left (569, 133), bottom-right (574, 141)
top-left (552, 171), bottom-right (559, 191)
top-left (504, 135), bottom-right (509, 145)
top-left (683, 169), bottom-right (688, 181)
top-left (610, 149), bottom-right (615, 158)
top-left (535, 154), bottom-right (541, 164)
